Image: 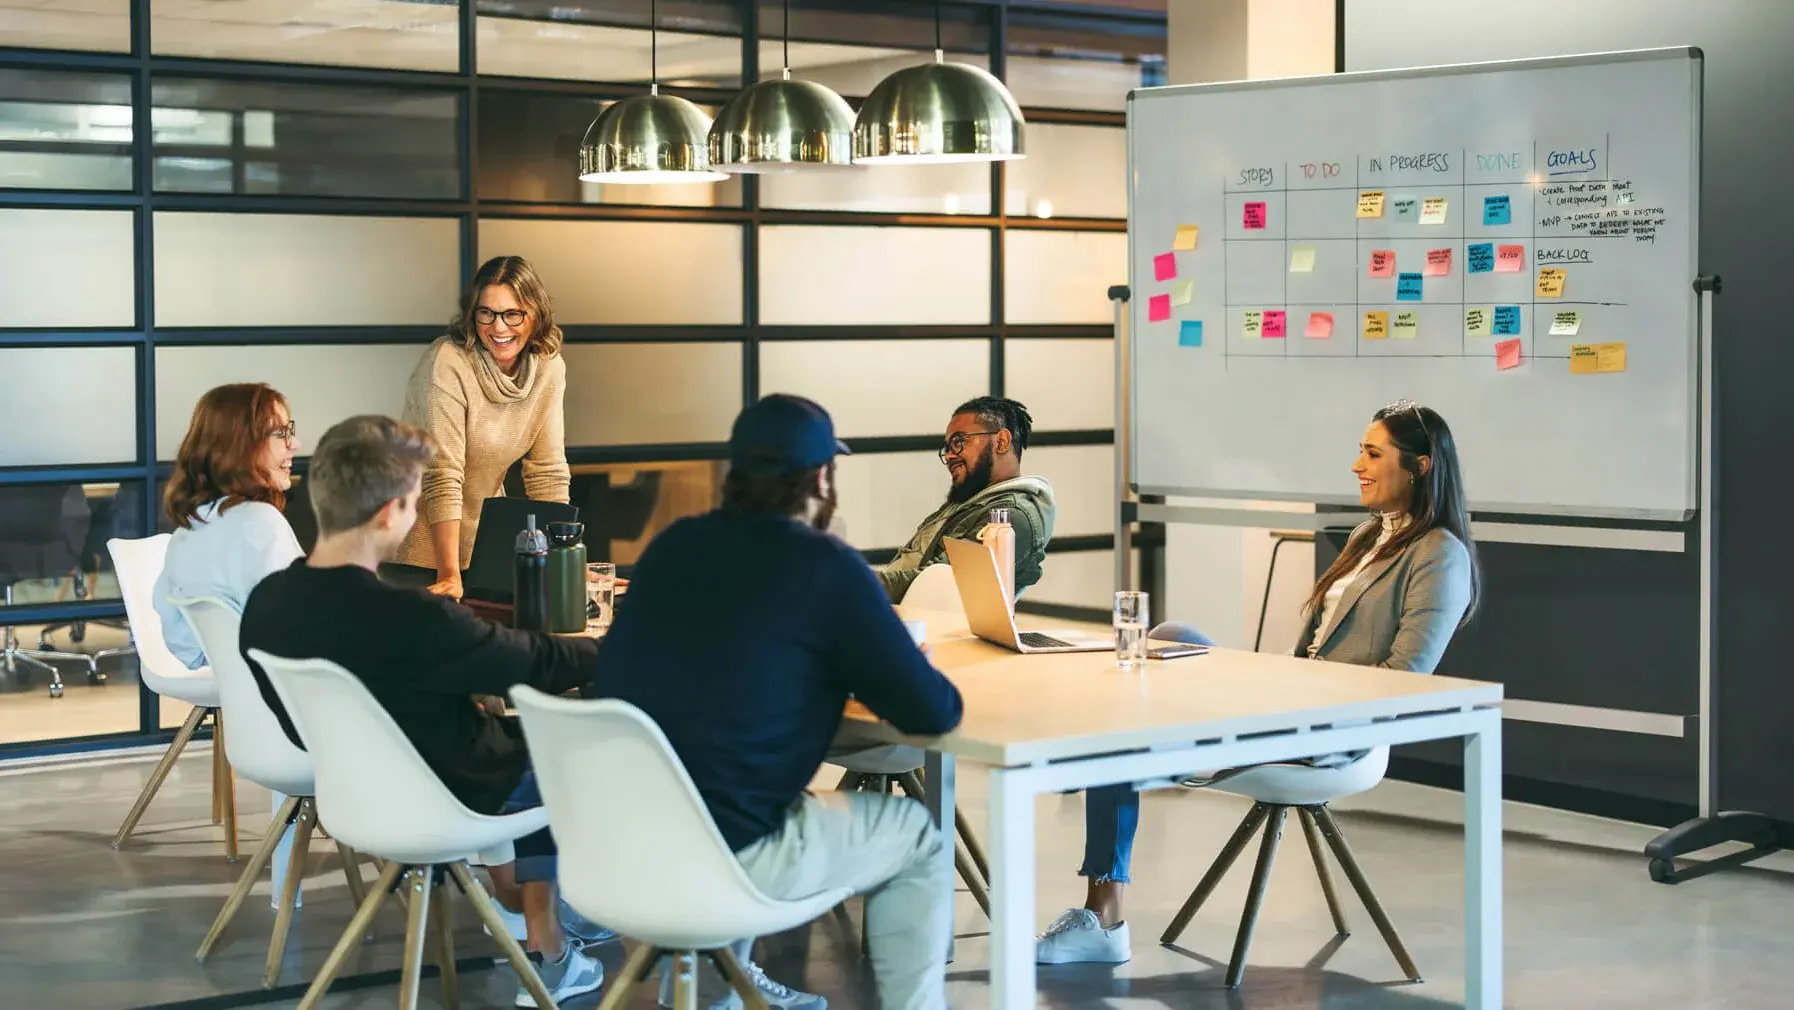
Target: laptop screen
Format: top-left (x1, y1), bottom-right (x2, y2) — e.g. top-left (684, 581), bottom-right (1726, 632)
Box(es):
top-left (462, 496), bottom-right (579, 604)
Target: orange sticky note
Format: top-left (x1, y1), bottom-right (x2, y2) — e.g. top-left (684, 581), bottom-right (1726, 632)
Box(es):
top-left (1536, 267), bottom-right (1567, 298)
top-left (1357, 191), bottom-right (1386, 218)
top-left (1496, 338), bottom-right (1522, 371)
top-left (1368, 250), bottom-right (1396, 278)
top-left (1496, 244), bottom-right (1525, 272)
top-left (1363, 311), bottom-right (1389, 339)
top-left (1424, 248), bottom-right (1452, 276)
top-left (1305, 312), bottom-right (1334, 338)
top-left (1596, 341), bottom-right (1626, 372)
top-left (1570, 344), bottom-right (1598, 374)
top-left (1173, 224), bottom-right (1199, 250)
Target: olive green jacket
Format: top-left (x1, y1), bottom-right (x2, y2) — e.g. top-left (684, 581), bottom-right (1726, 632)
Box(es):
top-left (877, 476), bottom-right (1056, 603)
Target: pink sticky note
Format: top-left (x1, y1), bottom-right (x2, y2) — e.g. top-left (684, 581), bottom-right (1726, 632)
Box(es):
top-left (1305, 312), bottom-right (1334, 339)
top-left (1148, 293), bottom-right (1171, 322)
top-left (1153, 252), bottom-right (1177, 282)
top-left (1425, 248), bottom-right (1452, 276)
top-left (1262, 310), bottom-right (1287, 338)
top-left (1496, 244), bottom-right (1525, 272)
top-left (1243, 202), bottom-right (1267, 229)
top-left (1496, 338), bottom-right (1522, 370)
top-left (1369, 250), bottom-right (1396, 278)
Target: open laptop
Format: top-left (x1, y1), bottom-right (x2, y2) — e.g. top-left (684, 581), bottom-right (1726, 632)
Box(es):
top-left (942, 536), bottom-right (1111, 653)
top-left (461, 496), bottom-right (580, 604)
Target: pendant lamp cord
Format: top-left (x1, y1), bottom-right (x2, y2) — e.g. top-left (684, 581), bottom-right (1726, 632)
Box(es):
top-left (650, 0), bottom-right (659, 88)
top-left (934, 0), bottom-right (942, 54)
top-left (783, 0), bottom-right (791, 72)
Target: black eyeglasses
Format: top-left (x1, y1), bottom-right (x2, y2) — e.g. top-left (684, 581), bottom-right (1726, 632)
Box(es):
top-left (473, 307), bottom-right (528, 327)
top-left (267, 421), bottom-right (298, 443)
top-left (938, 430), bottom-right (1000, 461)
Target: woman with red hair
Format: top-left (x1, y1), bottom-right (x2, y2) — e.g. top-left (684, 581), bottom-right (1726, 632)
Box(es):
top-left (153, 383), bottom-right (304, 668)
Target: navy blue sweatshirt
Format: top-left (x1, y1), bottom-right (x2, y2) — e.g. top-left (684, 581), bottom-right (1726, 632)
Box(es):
top-left (586, 510), bottom-right (963, 851)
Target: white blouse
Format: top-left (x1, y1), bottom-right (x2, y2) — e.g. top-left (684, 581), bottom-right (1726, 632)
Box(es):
top-left (1308, 512), bottom-right (1409, 658)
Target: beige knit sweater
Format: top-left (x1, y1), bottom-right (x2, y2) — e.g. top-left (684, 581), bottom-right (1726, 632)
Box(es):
top-left (396, 336), bottom-right (570, 571)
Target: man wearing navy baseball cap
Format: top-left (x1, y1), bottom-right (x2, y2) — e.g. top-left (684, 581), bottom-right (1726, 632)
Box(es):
top-left (587, 394), bottom-right (962, 1010)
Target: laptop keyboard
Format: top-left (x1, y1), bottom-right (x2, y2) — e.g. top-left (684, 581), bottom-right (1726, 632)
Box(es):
top-left (1019, 631), bottom-right (1075, 649)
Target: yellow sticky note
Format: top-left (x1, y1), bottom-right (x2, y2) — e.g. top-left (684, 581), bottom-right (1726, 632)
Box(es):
top-left (1289, 246), bottom-right (1317, 273)
top-left (1597, 341), bottom-right (1627, 373)
top-left (1570, 344), bottom-right (1599, 374)
top-left (1465, 306), bottom-right (1493, 337)
top-left (1173, 224), bottom-right (1199, 251)
top-left (1420, 196), bottom-right (1448, 224)
top-left (1549, 310), bottom-right (1582, 336)
top-left (1392, 311), bottom-right (1419, 339)
top-left (1536, 267), bottom-right (1567, 298)
top-left (1242, 310), bottom-right (1263, 338)
top-left (1363, 310), bottom-right (1389, 339)
top-left (1170, 279), bottom-right (1194, 307)
top-left (1357, 191), bottom-right (1386, 218)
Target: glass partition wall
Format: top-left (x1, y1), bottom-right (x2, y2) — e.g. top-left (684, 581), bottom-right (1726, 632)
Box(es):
top-left (0, 0), bottom-right (1161, 752)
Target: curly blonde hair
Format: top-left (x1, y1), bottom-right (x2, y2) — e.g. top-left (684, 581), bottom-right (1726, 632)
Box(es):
top-left (448, 255), bottom-right (564, 359)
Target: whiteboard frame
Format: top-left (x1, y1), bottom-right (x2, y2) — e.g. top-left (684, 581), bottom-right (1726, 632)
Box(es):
top-left (1123, 46), bottom-right (1704, 522)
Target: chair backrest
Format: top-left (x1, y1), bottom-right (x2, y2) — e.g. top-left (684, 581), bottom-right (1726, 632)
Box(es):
top-left (1151, 621), bottom-right (1216, 648)
top-left (248, 649), bottom-right (512, 864)
top-left (904, 563), bottom-right (964, 614)
top-left (174, 596), bottom-right (313, 796)
top-left (511, 686), bottom-right (818, 947)
top-left (107, 535), bottom-right (204, 692)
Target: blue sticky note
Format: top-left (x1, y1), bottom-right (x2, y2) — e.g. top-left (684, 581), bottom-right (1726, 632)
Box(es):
top-left (1179, 320), bottom-right (1204, 347)
top-left (1493, 305), bottom-right (1521, 335)
top-left (1467, 242), bottom-right (1495, 273)
top-left (1483, 195), bottom-right (1512, 225)
top-left (1396, 273), bottom-right (1424, 301)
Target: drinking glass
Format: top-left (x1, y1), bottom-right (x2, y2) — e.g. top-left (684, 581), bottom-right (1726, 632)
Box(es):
top-left (586, 562), bottom-right (616, 633)
top-left (1114, 590), bottom-right (1149, 670)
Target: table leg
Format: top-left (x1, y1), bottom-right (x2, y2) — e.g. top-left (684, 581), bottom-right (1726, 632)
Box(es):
top-left (1465, 711), bottom-right (1503, 1010)
top-left (987, 767), bottom-right (1035, 1010)
top-left (923, 750), bottom-right (957, 961)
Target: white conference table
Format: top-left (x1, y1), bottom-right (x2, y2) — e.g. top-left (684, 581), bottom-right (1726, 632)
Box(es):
top-left (845, 607), bottom-right (1504, 1010)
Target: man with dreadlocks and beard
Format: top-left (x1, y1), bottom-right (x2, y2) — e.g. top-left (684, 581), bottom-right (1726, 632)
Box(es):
top-left (878, 396), bottom-right (1056, 604)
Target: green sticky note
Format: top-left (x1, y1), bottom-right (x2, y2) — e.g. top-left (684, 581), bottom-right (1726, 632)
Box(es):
top-left (1170, 279), bottom-right (1194, 307)
top-left (1392, 310), bottom-right (1419, 339)
top-left (1465, 306), bottom-right (1493, 338)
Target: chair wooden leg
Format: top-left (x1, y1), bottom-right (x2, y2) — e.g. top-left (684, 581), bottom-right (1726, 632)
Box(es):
top-left (447, 862), bottom-right (556, 1010)
top-left (213, 710), bottom-right (239, 861)
top-left (431, 877), bottom-right (459, 1010)
top-left (263, 798), bottom-right (317, 987)
top-left (896, 770), bottom-right (993, 895)
top-left (1310, 806), bottom-right (1422, 982)
top-left (1298, 807), bottom-right (1350, 936)
top-left (395, 867), bottom-right (434, 1010)
top-left (955, 838), bottom-right (991, 918)
top-left (196, 795), bottom-right (302, 963)
top-left (956, 816), bottom-right (991, 887)
top-left (595, 943), bottom-right (660, 1010)
top-left (834, 770), bottom-right (864, 791)
top-left (1161, 801), bottom-right (1273, 945)
top-left (113, 705), bottom-right (207, 849)
top-left (1224, 805), bottom-right (1288, 989)
top-left (711, 944), bottom-right (773, 1010)
top-left (211, 713), bottom-right (224, 825)
top-left (337, 840), bottom-right (368, 913)
top-left (297, 860), bottom-right (404, 1010)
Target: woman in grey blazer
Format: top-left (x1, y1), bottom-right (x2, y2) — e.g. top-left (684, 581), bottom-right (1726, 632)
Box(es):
top-left (1036, 400), bottom-right (1481, 965)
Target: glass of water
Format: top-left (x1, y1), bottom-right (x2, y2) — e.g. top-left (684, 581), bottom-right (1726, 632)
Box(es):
top-left (586, 562), bottom-right (616, 633)
top-left (1114, 591), bottom-right (1149, 671)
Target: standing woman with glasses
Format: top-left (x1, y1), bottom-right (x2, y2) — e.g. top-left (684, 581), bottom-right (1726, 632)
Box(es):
top-left (1035, 399), bottom-right (1481, 965)
top-left (154, 383), bottom-right (304, 669)
top-left (397, 255), bottom-right (571, 598)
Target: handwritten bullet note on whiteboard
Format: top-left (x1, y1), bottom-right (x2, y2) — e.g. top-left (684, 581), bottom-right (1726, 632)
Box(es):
top-left (1396, 273), bottom-right (1424, 301)
top-left (1262, 310), bottom-right (1288, 338)
top-left (1424, 248), bottom-right (1453, 276)
top-left (1306, 312), bottom-right (1334, 338)
top-left (1549, 310), bottom-right (1582, 335)
top-left (1483, 194), bottom-right (1512, 225)
top-left (1496, 338), bottom-right (1522, 371)
top-left (1391, 196), bottom-right (1418, 222)
top-left (1357, 191), bottom-right (1386, 218)
top-left (1242, 310), bottom-right (1263, 337)
top-left (1179, 320), bottom-right (1203, 347)
top-left (1289, 246), bottom-right (1317, 273)
top-left (1363, 311), bottom-right (1389, 339)
top-left (1369, 250), bottom-right (1397, 278)
top-left (1173, 224), bottom-right (1200, 250)
top-left (1496, 244), bottom-right (1526, 272)
top-left (1467, 243), bottom-right (1495, 274)
top-left (1243, 202), bottom-right (1267, 229)
top-left (1392, 310), bottom-right (1420, 340)
top-left (1536, 267), bottom-right (1567, 298)
top-left (1153, 252), bottom-right (1177, 282)
top-left (1465, 306), bottom-right (1493, 337)
top-left (1421, 197), bottom-right (1449, 224)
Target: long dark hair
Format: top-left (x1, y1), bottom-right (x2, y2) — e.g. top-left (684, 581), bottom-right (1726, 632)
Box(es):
top-left (1304, 401), bottom-right (1480, 623)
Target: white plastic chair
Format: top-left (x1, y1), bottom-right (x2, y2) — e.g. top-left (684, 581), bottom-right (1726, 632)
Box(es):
top-left (511, 686), bottom-right (853, 1010)
top-left (177, 597), bottom-right (371, 987)
top-left (901, 563), bottom-right (962, 613)
top-left (250, 649), bottom-right (558, 1010)
top-left (106, 535), bottom-right (238, 858)
top-left (1161, 746), bottom-right (1419, 988)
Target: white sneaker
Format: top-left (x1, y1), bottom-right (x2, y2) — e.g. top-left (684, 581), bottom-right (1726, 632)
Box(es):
top-left (657, 956), bottom-right (826, 1010)
top-left (516, 944), bottom-right (604, 1008)
top-left (1035, 908), bottom-right (1131, 965)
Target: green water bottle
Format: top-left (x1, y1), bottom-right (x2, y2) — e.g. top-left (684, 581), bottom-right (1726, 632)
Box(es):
top-left (545, 521), bottom-right (588, 634)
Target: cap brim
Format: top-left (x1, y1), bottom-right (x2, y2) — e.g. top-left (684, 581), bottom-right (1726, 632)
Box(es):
top-left (834, 439), bottom-right (852, 457)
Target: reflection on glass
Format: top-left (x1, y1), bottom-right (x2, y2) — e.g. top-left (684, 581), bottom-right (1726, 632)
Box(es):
top-left (1005, 13), bottom-right (1166, 112)
top-left (0, 69), bottom-right (134, 191)
top-left (763, 42), bottom-right (991, 99)
top-left (569, 461), bottom-right (721, 566)
top-left (0, 482), bottom-right (148, 611)
top-left (0, 0), bottom-right (131, 53)
top-left (151, 0), bottom-right (461, 72)
top-left (477, 17), bottom-right (742, 87)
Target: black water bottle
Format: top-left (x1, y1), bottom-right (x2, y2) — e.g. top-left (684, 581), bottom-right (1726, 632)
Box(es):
top-left (512, 513), bottom-right (550, 632)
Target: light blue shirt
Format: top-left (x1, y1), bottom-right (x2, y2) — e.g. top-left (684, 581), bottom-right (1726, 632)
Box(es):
top-left (152, 499), bottom-right (303, 669)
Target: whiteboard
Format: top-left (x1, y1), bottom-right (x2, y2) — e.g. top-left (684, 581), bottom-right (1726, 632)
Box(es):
top-left (1127, 48), bottom-right (1702, 519)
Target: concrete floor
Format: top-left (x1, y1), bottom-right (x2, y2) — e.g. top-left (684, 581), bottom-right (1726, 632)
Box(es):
top-left (3, 748), bottom-right (1793, 1010)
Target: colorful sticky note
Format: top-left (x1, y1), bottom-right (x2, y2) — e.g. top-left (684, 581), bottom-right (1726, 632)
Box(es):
top-left (1179, 320), bottom-right (1203, 347)
top-left (1392, 310), bottom-right (1419, 340)
top-left (1424, 248), bottom-right (1453, 277)
top-left (1493, 305), bottom-right (1521, 335)
top-left (1363, 311), bottom-right (1389, 340)
top-left (1467, 242), bottom-right (1495, 274)
top-left (1368, 250), bottom-right (1397, 278)
top-left (1465, 306), bottom-right (1493, 337)
top-left (1170, 279), bottom-right (1194, 307)
top-left (1173, 224), bottom-right (1200, 251)
top-left (1153, 252), bottom-right (1177, 282)
top-left (1243, 202), bottom-right (1267, 229)
top-left (1357, 191), bottom-right (1386, 218)
top-left (1496, 338), bottom-right (1522, 371)
top-left (1242, 310), bottom-right (1263, 337)
top-left (1597, 342), bottom-right (1627, 373)
top-left (1549, 310), bottom-right (1582, 336)
top-left (1305, 312), bottom-right (1334, 339)
top-left (1421, 197), bottom-right (1449, 224)
top-left (1391, 196), bottom-right (1418, 222)
top-left (1262, 310), bottom-right (1288, 338)
top-left (1496, 244), bottom-right (1526, 272)
top-left (1483, 194), bottom-right (1512, 225)
top-left (1570, 344), bottom-right (1599, 374)
top-left (1148, 294), bottom-right (1171, 322)
top-left (1536, 267), bottom-right (1567, 298)
top-left (1396, 273), bottom-right (1424, 301)
top-left (1289, 246), bottom-right (1317, 273)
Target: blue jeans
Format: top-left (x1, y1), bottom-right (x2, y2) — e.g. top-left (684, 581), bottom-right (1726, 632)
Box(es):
top-left (498, 770), bottom-right (557, 884)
